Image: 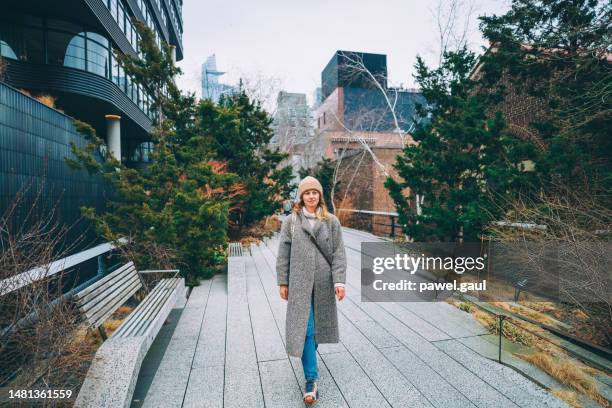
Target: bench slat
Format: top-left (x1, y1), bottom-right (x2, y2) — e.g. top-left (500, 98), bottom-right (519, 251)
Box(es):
top-left (74, 262), bottom-right (135, 300)
top-left (85, 279), bottom-right (142, 329)
top-left (113, 288), bottom-right (171, 338)
top-left (112, 278), bottom-right (178, 338)
top-left (125, 279), bottom-right (180, 337)
top-left (79, 273), bottom-right (140, 316)
top-left (78, 270), bottom-right (140, 310)
top-left (111, 279), bottom-right (173, 337)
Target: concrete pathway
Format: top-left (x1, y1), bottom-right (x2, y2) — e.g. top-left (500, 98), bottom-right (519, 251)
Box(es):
top-left (131, 227), bottom-right (571, 408)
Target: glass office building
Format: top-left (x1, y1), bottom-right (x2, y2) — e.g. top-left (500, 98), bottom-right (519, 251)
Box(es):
top-left (201, 54), bottom-right (236, 103)
top-left (0, 0), bottom-right (184, 163)
top-left (0, 0), bottom-right (183, 252)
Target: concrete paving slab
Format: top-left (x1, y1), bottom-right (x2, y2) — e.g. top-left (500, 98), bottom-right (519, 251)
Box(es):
top-left (337, 299), bottom-right (401, 349)
top-left (435, 339), bottom-right (570, 408)
top-left (350, 293), bottom-right (518, 408)
top-left (183, 365), bottom-right (224, 408)
top-left (320, 351), bottom-right (392, 408)
top-left (244, 254), bottom-right (288, 362)
top-left (336, 312), bottom-right (433, 408)
top-left (224, 253), bottom-right (264, 408)
top-left (140, 335), bottom-right (200, 407)
top-left (192, 275), bottom-right (227, 369)
top-left (258, 359), bottom-right (303, 408)
top-left (382, 345), bottom-right (477, 408)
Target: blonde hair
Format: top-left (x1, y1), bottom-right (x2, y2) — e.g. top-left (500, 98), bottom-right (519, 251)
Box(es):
top-left (292, 191), bottom-right (331, 220)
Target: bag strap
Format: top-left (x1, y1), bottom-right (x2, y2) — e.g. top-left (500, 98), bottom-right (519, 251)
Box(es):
top-left (296, 211), bottom-right (332, 267)
top-left (308, 234), bottom-right (332, 267)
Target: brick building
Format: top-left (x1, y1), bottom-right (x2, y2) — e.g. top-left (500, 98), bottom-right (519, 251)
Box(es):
top-left (469, 46), bottom-right (548, 152)
top-left (302, 51), bottom-right (425, 234)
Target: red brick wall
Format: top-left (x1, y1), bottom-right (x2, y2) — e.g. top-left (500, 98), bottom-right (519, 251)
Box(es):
top-left (332, 143), bottom-right (412, 236)
top-left (494, 75), bottom-right (548, 146)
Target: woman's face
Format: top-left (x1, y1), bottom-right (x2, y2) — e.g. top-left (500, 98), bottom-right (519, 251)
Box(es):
top-left (302, 189), bottom-right (320, 208)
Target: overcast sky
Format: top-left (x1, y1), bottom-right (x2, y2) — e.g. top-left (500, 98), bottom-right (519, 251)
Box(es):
top-left (176, 0), bottom-right (511, 109)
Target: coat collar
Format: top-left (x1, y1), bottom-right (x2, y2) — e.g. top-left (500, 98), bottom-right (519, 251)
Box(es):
top-left (298, 209), bottom-right (323, 238)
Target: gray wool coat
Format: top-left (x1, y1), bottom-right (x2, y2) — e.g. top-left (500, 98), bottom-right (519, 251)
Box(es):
top-left (276, 210), bottom-right (347, 357)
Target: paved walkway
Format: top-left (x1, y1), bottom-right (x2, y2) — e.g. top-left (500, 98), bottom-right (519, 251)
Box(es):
top-left (130, 227), bottom-right (570, 408)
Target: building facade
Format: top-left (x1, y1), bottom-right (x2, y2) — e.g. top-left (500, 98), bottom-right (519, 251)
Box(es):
top-left (0, 0), bottom-right (183, 249)
top-left (1, 0), bottom-right (183, 164)
top-left (315, 51), bottom-right (425, 134)
top-left (303, 50), bottom-right (426, 234)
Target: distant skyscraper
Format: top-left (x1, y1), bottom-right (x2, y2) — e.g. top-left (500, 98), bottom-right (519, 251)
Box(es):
top-left (271, 91), bottom-right (314, 148)
top-left (313, 87), bottom-right (322, 109)
top-left (201, 54), bottom-right (236, 103)
top-left (270, 91), bottom-right (315, 184)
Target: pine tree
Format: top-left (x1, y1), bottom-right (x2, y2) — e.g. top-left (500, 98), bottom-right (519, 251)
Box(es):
top-left (385, 48), bottom-right (537, 241)
top-left (478, 0), bottom-right (611, 199)
top-left (198, 91), bottom-right (294, 230)
top-left (67, 21), bottom-right (237, 283)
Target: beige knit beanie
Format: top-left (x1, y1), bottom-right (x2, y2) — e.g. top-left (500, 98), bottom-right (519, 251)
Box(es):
top-left (297, 176), bottom-right (323, 200)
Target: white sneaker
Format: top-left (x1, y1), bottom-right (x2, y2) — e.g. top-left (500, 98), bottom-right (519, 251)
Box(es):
top-left (303, 380), bottom-right (318, 404)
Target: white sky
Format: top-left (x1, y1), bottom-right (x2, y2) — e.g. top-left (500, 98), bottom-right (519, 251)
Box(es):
top-left (176, 0), bottom-right (511, 109)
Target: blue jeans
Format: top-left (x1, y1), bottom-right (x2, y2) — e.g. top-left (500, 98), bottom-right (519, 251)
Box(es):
top-left (301, 297), bottom-right (319, 381)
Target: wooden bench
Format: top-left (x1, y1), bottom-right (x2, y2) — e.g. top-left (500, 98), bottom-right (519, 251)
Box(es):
top-left (74, 262), bottom-right (185, 408)
top-left (73, 262), bottom-right (145, 340)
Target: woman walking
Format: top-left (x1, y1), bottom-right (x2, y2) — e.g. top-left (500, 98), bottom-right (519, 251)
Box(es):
top-left (276, 176), bottom-right (347, 404)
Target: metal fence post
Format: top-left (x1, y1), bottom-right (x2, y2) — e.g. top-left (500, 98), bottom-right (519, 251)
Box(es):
top-left (498, 315), bottom-right (506, 363)
top-left (97, 254), bottom-right (106, 276)
top-left (390, 215), bottom-right (396, 238)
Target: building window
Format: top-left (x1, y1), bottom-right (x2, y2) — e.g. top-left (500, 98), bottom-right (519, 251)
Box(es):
top-left (0, 16), bottom-right (155, 120)
top-left (112, 54), bottom-right (121, 86)
top-left (60, 32), bottom-right (110, 76)
top-left (323, 112), bottom-right (326, 125)
top-left (110, 0), bottom-right (118, 20)
top-left (117, 3), bottom-right (126, 33)
top-left (129, 140), bottom-right (154, 162)
top-left (86, 34), bottom-right (110, 77)
top-left (64, 35), bottom-right (86, 70)
top-left (117, 64), bottom-right (126, 91)
top-left (160, 7), bottom-right (168, 29)
top-left (0, 40), bottom-right (17, 59)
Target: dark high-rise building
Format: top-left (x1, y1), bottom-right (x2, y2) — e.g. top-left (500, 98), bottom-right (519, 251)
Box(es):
top-left (0, 0), bottom-right (183, 251)
top-left (317, 50), bottom-right (425, 133)
top-left (321, 51), bottom-right (387, 101)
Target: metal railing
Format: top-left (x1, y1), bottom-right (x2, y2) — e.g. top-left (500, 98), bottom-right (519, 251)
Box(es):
top-left (0, 238), bottom-right (127, 297)
top-left (337, 209), bottom-right (559, 239)
top-left (337, 208), bottom-right (401, 238)
top-left (0, 240), bottom-right (128, 338)
top-left (458, 293), bottom-right (612, 368)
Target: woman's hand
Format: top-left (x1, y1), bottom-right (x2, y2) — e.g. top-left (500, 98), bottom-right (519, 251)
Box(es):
top-left (335, 286), bottom-right (345, 301)
top-left (279, 285), bottom-right (288, 301)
